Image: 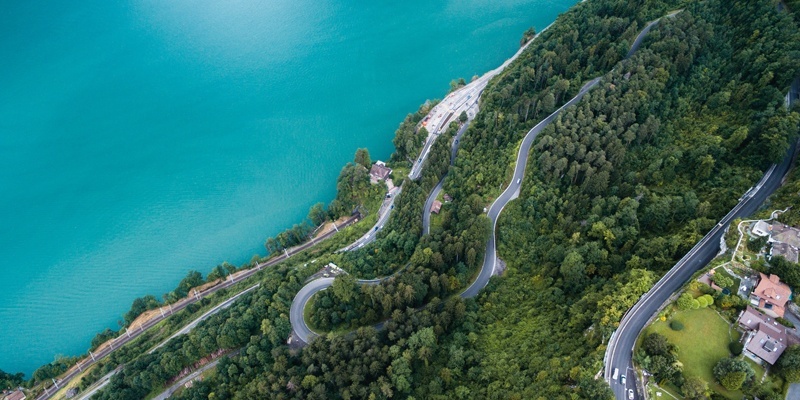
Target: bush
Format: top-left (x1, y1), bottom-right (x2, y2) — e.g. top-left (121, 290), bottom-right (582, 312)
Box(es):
top-left (713, 274), bottom-right (734, 290)
top-left (729, 342), bottom-right (744, 356)
top-left (698, 296), bottom-right (709, 308)
top-left (677, 292), bottom-right (695, 310)
top-left (670, 320), bottom-right (684, 331)
top-left (720, 371), bottom-right (747, 390)
top-left (777, 317), bottom-right (795, 328)
top-left (691, 299), bottom-right (701, 309)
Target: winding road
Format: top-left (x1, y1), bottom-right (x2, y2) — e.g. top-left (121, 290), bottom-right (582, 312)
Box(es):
top-left (461, 76), bottom-right (601, 298)
top-left (289, 22), bottom-right (608, 345)
top-left (422, 121), bottom-right (470, 235)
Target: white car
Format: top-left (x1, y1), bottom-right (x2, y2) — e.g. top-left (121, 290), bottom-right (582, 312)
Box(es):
top-left (516, 178), bottom-right (521, 184)
top-left (621, 375), bottom-right (626, 385)
top-left (628, 389), bottom-right (634, 399)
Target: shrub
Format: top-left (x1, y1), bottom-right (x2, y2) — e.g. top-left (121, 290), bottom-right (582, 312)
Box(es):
top-left (691, 299), bottom-right (701, 309)
top-left (777, 317), bottom-right (795, 328)
top-left (729, 342), bottom-right (744, 356)
top-left (670, 320), bottom-right (684, 331)
top-left (677, 292), bottom-right (695, 310)
top-left (720, 371), bottom-right (747, 390)
top-left (698, 296), bottom-right (709, 308)
top-left (713, 274), bottom-right (734, 290)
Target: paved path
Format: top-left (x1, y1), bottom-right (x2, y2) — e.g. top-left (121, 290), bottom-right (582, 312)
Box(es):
top-left (75, 367), bottom-right (121, 400)
top-left (788, 383), bottom-right (800, 400)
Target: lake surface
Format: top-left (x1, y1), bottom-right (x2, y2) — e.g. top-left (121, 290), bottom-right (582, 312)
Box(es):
top-left (0, 0), bottom-right (575, 374)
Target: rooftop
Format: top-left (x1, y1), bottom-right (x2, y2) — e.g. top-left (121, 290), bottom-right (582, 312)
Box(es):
top-left (431, 200), bottom-right (442, 214)
top-left (4, 391), bottom-right (25, 400)
top-left (746, 322), bottom-right (787, 365)
top-left (772, 242), bottom-right (799, 263)
top-left (369, 162), bottom-right (392, 182)
top-left (751, 273), bottom-right (791, 317)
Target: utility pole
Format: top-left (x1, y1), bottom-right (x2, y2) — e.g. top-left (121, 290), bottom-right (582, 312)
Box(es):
top-left (159, 308), bottom-right (165, 318)
top-left (283, 248), bottom-right (290, 258)
top-left (89, 351), bottom-right (96, 361)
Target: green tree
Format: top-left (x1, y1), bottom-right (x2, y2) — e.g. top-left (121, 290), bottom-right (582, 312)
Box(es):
top-left (682, 376), bottom-right (708, 399)
top-left (677, 292), bottom-right (695, 310)
top-left (713, 274), bottom-right (734, 290)
top-left (779, 345), bottom-right (800, 382)
top-left (459, 111), bottom-right (468, 123)
top-left (643, 332), bottom-right (674, 356)
top-left (307, 202), bottom-right (328, 226)
top-left (354, 148), bottom-right (371, 169)
top-left (332, 275), bottom-right (358, 304)
top-left (713, 357), bottom-right (754, 386)
top-left (720, 371), bottom-right (747, 390)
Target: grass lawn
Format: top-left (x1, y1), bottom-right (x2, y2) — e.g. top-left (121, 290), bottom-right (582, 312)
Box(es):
top-left (645, 307), bottom-right (743, 399)
top-left (647, 382), bottom-right (681, 400)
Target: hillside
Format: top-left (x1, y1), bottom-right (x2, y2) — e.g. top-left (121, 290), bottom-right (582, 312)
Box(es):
top-left (46, 0), bottom-right (800, 399)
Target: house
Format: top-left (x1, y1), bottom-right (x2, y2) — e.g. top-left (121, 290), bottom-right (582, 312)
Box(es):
top-left (770, 222), bottom-right (800, 248)
top-left (750, 273), bottom-right (791, 318)
top-left (737, 306), bottom-right (795, 365)
top-left (752, 220), bottom-right (771, 237)
top-left (443, 193), bottom-right (453, 202)
top-left (4, 390), bottom-right (26, 400)
top-left (746, 322), bottom-right (788, 365)
top-left (369, 161), bottom-right (392, 184)
top-left (772, 242), bottom-right (799, 263)
top-left (430, 200), bottom-right (442, 214)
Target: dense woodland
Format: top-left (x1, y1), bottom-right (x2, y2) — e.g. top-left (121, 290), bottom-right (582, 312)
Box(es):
top-left (20, 0), bottom-right (800, 398)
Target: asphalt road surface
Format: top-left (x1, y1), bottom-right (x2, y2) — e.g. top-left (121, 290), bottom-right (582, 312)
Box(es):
top-left (341, 186), bottom-right (402, 251)
top-left (606, 141), bottom-right (796, 400)
top-left (408, 23), bottom-right (548, 181)
top-left (148, 283), bottom-right (260, 354)
top-left (423, 122), bottom-right (469, 235)
top-left (289, 17), bottom-right (591, 345)
top-left (460, 76), bottom-right (602, 298)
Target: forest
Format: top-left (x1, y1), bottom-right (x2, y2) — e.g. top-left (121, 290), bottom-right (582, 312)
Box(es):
top-left (18, 0), bottom-right (800, 398)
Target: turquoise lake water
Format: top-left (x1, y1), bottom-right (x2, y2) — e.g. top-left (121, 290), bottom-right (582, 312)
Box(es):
top-left (0, 0), bottom-right (575, 374)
